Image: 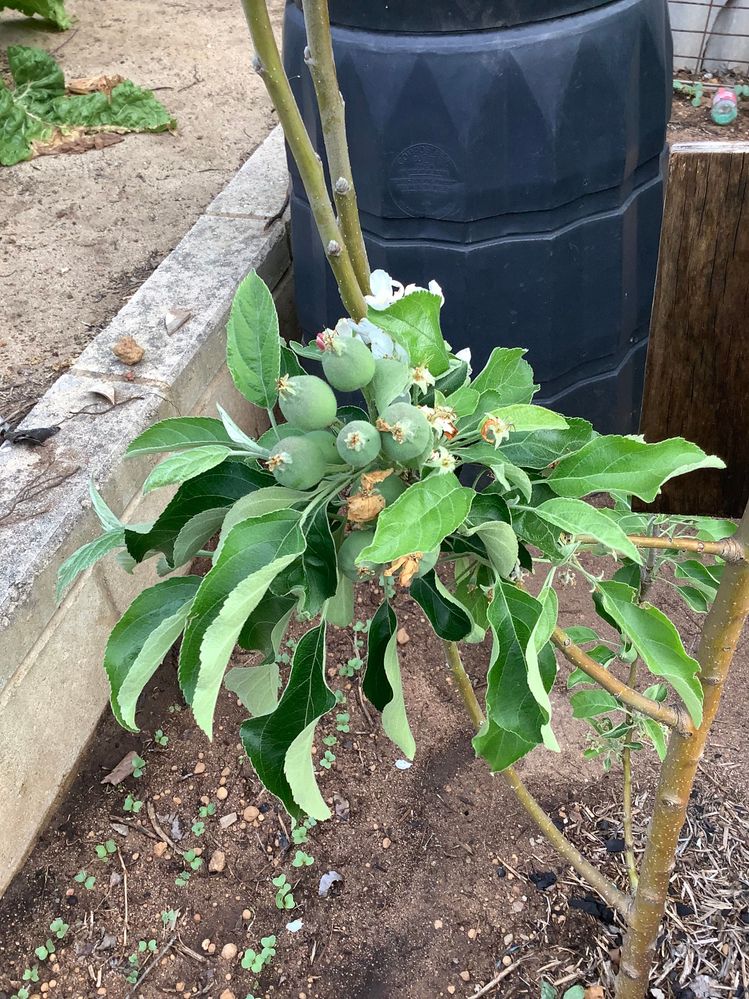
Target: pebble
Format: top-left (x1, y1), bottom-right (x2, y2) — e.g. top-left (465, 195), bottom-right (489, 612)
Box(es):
top-left (219, 991), bottom-right (236, 999)
top-left (242, 908), bottom-right (252, 920)
top-left (194, 761), bottom-right (206, 774)
top-left (447, 988), bottom-right (456, 996)
top-left (193, 913), bottom-right (202, 923)
top-left (467, 928), bottom-right (477, 940)
top-left (504, 933), bottom-right (514, 945)
top-left (209, 849), bottom-right (227, 873)
top-left (459, 971), bottom-right (470, 982)
top-left (153, 841), bottom-right (168, 858)
top-left (502, 956), bottom-right (513, 967)
top-left (221, 943), bottom-right (238, 961)
top-left (382, 837), bottom-right (391, 849)
top-left (175, 984), bottom-right (185, 992)
top-left (243, 805), bottom-right (259, 822)
top-left (220, 812), bottom-right (238, 830)
top-left (433, 919), bottom-right (443, 930)
top-left (216, 787), bottom-right (229, 801)
top-left (221, 766), bottom-right (231, 777)
top-left (201, 938), bottom-right (211, 952)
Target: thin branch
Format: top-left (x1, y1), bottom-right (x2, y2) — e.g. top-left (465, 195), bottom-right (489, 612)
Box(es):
top-left (622, 661), bottom-right (640, 892)
top-left (551, 627), bottom-right (684, 732)
top-left (240, 0), bottom-right (366, 321)
top-left (442, 640), bottom-right (631, 920)
top-left (575, 533), bottom-right (745, 563)
top-left (301, 0), bottom-right (370, 294)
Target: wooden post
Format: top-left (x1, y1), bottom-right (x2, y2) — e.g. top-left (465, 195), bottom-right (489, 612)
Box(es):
top-left (639, 142), bottom-right (749, 517)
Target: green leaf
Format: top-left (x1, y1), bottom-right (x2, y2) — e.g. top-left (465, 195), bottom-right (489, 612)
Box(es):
top-left (126, 417), bottom-right (235, 457)
top-left (241, 624), bottom-right (336, 819)
top-left (226, 270), bottom-right (281, 408)
top-left (367, 291), bottom-right (449, 374)
top-left (326, 570), bottom-right (354, 628)
top-left (180, 511), bottom-right (305, 737)
top-left (225, 663), bottom-right (281, 717)
top-left (274, 505), bottom-right (337, 616)
top-left (371, 358), bottom-right (411, 412)
top-left (125, 463), bottom-right (270, 564)
top-left (56, 529), bottom-right (125, 600)
top-left (237, 591), bottom-right (296, 663)
top-left (570, 689), bottom-right (621, 719)
top-left (171, 508), bottom-right (226, 567)
top-left (104, 577), bottom-right (201, 730)
top-left (596, 580), bottom-right (703, 725)
top-left (464, 520), bottom-right (518, 577)
top-left (497, 420), bottom-right (595, 470)
top-left (363, 602), bottom-right (415, 758)
top-left (48, 81), bottom-right (175, 131)
top-left (484, 583), bottom-right (548, 741)
top-left (359, 474), bottom-right (474, 564)
top-left (511, 508), bottom-right (565, 562)
top-left (89, 481), bottom-right (122, 532)
top-left (217, 486), bottom-right (307, 557)
top-left (535, 498), bottom-right (642, 563)
top-left (673, 559), bottom-right (723, 599)
top-left (215, 404), bottom-right (270, 457)
top-left (410, 570), bottom-right (477, 643)
top-left (0, 0), bottom-right (71, 29)
top-left (281, 343), bottom-right (305, 378)
top-left (548, 436), bottom-right (724, 502)
top-left (640, 717), bottom-right (668, 760)
top-left (540, 983), bottom-right (557, 999)
top-left (142, 446), bottom-right (232, 494)
top-left (486, 404), bottom-right (568, 433)
top-left (473, 644), bottom-right (557, 772)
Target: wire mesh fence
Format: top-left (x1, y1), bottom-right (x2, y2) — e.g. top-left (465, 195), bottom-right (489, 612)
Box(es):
top-left (670, 0), bottom-right (749, 74)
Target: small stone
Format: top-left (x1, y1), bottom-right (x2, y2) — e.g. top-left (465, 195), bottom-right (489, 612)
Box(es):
top-left (503, 933), bottom-right (514, 946)
top-left (467, 928), bottom-right (477, 940)
top-left (382, 837), bottom-right (391, 849)
top-left (243, 805), bottom-right (259, 822)
top-left (112, 335), bottom-right (144, 365)
top-left (194, 761), bottom-right (206, 774)
top-left (201, 938), bottom-right (211, 952)
top-left (434, 919), bottom-right (443, 930)
top-left (220, 811), bottom-right (238, 830)
top-left (242, 908), bottom-right (252, 920)
top-left (221, 766), bottom-right (231, 777)
top-left (193, 913), bottom-right (201, 923)
top-left (153, 841), bottom-right (168, 858)
top-left (502, 956), bottom-right (512, 967)
top-left (221, 943), bottom-right (238, 961)
top-left (459, 971), bottom-right (470, 982)
top-left (396, 627), bottom-right (410, 645)
top-left (176, 984), bottom-right (185, 992)
top-left (208, 943), bottom-right (216, 955)
top-left (219, 991), bottom-right (236, 999)
top-left (447, 988), bottom-right (456, 996)
top-left (216, 787), bottom-right (229, 801)
top-left (209, 849), bottom-right (227, 873)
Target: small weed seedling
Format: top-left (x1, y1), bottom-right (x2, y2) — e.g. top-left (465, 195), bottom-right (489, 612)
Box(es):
top-left (168, 703), bottom-right (182, 714)
top-left (161, 908), bottom-right (180, 931)
top-left (74, 870), bottom-right (96, 890)
top-left (154, 729), bottom-right (169, 747)
top-left (319, 749), bottom-right (336, 770)
top-left (49, 917), bottom-right (69, 939)
top-left (176, 848), bottom-right (204, 887)
top-left (335, 712), bottom-right (350, 733)
top-left (291, 850), bottom-right (314, 868)
top-left (126, 939), bottom-right (157, 984)
top-left (291, 817), bottom-right (317, 845)
top-left (199, 802), bottom-right (216, 818)
top-left (132, 755), bottom-right (146, 778)
top-left (123, 793), bottom-right (143, 814)
top-left (12, 989), bottom-right (31, 999)
top-left (322, 734), bottom-right (337, 748)
top-left (541, 984), bottom-right (585, 999)
top-left (22, 967), bottom-right (39, 983)
top-left (34, 939), bottom-right (56, 961)
top-left (241, 935), bottom-right (277, 973)
top-left (272, 874), bottom-right (295, 910)
top-left (95, 839), bottom-right (117, 861)
top-left (333, 690), bottom-right (346, 706)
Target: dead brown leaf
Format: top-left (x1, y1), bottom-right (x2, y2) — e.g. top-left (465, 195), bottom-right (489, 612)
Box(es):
top-left (359, 468), bottom-right (393, 491)
top-left (66, 74), bottom-right (126, 96)
top-left (347, 491), bottom-right (384, 524)
top-left (385, 554), bottom-right (423, 587)
top-left (100, 750), bottom-right (138, 785)
top-left (33, 129), bottom-right (125, 158)
top-left (113, 335), bottom-right (145, 365)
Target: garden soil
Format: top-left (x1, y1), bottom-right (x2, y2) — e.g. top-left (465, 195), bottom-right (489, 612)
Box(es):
top-left (0, 0), bottom-right (285, 423)
top-left (0, 563), bottom-right (746, 999)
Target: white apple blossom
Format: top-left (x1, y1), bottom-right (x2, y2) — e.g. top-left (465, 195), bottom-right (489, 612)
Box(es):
top-left (410, 366), bottom-right (435, 394)
top-left (426, 447), bottom-right (457, 474)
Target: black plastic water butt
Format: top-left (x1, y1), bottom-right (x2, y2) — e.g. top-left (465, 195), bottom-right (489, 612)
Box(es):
top-left (282, 0), bottom-right (672, 433)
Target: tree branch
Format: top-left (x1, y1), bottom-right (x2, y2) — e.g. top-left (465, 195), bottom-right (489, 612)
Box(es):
top-left (442, 640), bottom-right (631, 920)
top-left (301, 0), bottom-right (370, 294)
top-left (240, 0), bottom-right (367, 320)
top-left (574, 533), bottom-right (745, 563)
top-left (551, 627), bottom-right (684, 732)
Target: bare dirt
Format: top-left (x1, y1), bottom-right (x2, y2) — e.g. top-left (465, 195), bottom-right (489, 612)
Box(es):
top-left (0, 0), bottom-right (285, 423)
top-left (669, 86), bottom-right (749, 143)
top-left (0, 563), bottom-right (746, 999)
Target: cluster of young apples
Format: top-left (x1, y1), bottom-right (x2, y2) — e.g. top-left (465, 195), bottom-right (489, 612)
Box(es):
top-left (264, 329), bottom-right (440, 582)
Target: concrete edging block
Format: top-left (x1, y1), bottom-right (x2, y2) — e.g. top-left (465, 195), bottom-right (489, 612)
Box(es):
top-left (0, 127), bottom-right (292, 897)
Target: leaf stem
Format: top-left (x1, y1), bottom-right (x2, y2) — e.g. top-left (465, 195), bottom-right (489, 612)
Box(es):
top-left (574, 533), bottom-right (745, 563)
top-left (239, 0), bottom-right (367, 320)
top-left (442, 640), bottom-right (630, 920)
top-left (301, 0), bottom-right (370, 295)
top-left (551, 627), bottom-right (683, 732)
